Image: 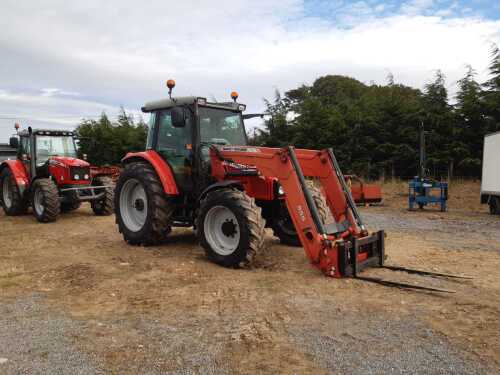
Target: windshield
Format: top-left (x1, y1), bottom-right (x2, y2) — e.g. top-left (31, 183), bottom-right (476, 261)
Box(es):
top-left (36, 135), bottom-right (77, 163)
top-left (199, 107), bottom-right (247, 146)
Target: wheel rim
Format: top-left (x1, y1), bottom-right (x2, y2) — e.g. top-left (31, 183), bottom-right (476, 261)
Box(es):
top-left (2, 177), bottom-right (12, 209)
top-left (33, 188), bottom-right (44, 215)
top-left (204, 205), bottom-right (240, 256)
top-left (120, 179), bottom-right (148, 232)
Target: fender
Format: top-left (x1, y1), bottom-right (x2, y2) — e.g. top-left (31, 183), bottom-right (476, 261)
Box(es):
top-left (122, 150), bottom-right (179, 195)
top-left (199, 180), bottom-right (244, 201)
top-left (0, 160), bottom-right (29, 195)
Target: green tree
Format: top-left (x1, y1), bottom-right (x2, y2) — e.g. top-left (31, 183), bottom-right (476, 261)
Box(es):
top-left (76, 108), bottom-right (147, 165)
top-left (455, 65), bottom-right (484, 176)
top-left (482, 44), bottom-right (500, 133)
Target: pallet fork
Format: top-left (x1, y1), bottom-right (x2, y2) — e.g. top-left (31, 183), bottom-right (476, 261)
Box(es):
top-left (212, 146), bottom-right (470, 293)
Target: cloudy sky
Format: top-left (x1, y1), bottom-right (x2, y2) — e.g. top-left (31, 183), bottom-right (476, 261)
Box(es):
top-left (1, 0), bottom-right (500, 140)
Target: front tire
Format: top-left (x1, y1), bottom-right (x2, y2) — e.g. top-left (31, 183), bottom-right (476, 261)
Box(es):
top-left (31, 178), bottom-right (60, 223)
top-left (115, 162), bottom-right (173, 245)
top-left (196, 188), bottom-right (266, 268)
top-left (61, 191), bottom-right (81, 212)
top-left (0, 168), bottom-right (28, 215)
top-left (91, 176), bottom-right (115, 216)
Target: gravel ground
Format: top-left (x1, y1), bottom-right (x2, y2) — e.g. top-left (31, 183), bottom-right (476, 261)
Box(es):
top-left (1, 197), bottom-right (499, 374)
top-left (361, 209), bottom-right (500, 252)
top-left (0, 295), bottom-right (104, 375)
top-left (290, 314), bottom-right (494, 375)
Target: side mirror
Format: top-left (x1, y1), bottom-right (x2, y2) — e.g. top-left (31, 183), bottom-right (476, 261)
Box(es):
top-left (171, 107), bottom-right (186, 128)
top-left (9, 137), bottom-right (19, 149)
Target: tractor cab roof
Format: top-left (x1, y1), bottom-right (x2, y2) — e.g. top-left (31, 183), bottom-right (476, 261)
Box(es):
top-left (18, 129), bottom-right (75, 137)
top-left (142, 96), bottom-right (246, 113)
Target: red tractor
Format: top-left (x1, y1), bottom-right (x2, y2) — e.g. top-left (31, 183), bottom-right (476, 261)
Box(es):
top-left (0, 126), bottom-right (114, 222)
top-left (114, 81), bottom-right (467, 290)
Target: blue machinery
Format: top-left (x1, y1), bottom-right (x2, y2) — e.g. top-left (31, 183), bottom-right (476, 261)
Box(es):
top-left (408, 177), bottom-right (448, 212)
top-left (408, 122), bottom-right (448, 212)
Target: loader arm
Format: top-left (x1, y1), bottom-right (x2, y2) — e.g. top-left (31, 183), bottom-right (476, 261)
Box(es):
top-left (210, 145), bottom-right (384, 278)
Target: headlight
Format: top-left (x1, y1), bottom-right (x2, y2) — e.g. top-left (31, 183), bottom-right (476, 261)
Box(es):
top-left (74, 174), bottom-right (80, 180)
top-left (84, 174), bottom-right (89, 180)
top-left (278, 185), bottom-right (285, 195)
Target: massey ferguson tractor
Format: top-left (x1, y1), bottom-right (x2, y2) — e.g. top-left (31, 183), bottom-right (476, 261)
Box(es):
top-left (0, 125), bottom-right (114, 222)
top-left (114, 80), bottom-right (469, 291)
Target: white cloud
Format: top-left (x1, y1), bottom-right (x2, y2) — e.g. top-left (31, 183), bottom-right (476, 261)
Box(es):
top-left (400, 0), bottom-right (435, 15)
top-left (0, 1), bottom-right (499, 138)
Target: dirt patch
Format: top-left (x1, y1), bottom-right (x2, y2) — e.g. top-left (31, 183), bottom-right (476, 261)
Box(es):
top-left (0, 181), bottom-right (499, 374)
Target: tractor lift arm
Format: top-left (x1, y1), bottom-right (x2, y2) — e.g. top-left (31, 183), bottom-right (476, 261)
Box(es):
top-left (211, 145), bottom-right (471, 293)
top-left (211, 146), bottom-right (382, 278)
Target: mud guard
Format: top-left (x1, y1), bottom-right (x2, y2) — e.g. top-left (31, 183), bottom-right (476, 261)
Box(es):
top-left (0, 160), bottom-right (29, 195)
top-left (199, 180), bottom-right (244, 201)
top-left (122, 150), bottom-right (179, 196)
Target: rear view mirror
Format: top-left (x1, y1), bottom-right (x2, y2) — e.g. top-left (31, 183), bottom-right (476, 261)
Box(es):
top-left (9, 136), bottom-right (19, 149)
top-left (171, 107), bottom-right (186, 128)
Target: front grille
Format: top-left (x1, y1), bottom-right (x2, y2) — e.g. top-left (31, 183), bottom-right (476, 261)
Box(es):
top-left (70, 166), bottom-right (90, 181)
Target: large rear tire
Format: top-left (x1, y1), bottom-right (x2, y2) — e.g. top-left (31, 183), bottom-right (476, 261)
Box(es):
top-left (196, 188), bottom-right (266, 268)
top-left (272, 181), bottom-right (329, 247)
top-left (91, 176), bottom-right (115, 216)
top-left (115, 162), bottom-right (173, 245)
top-left (31, 178), bottom-right (60, 223)
top-left (0, 168), bottom-right (28, 215)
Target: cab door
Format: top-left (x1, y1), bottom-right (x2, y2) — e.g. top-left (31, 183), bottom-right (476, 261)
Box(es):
top-left (155, 109), bottom-right (194, 192)
top-left (18, 136), bottom-right (32, 180)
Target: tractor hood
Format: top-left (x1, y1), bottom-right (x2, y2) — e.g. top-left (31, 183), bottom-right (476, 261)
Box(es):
top-left (49, 156), bottom-right (90, 168)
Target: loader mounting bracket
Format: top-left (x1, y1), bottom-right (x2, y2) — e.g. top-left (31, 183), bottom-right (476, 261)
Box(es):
top-left (338, 230), bottom-right (385, 277)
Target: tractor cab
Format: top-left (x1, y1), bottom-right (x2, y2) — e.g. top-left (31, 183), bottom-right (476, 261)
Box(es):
top-left (16, 128), bottom-right (86, 181)
top-left (141, 83), bottom-right (248, 193)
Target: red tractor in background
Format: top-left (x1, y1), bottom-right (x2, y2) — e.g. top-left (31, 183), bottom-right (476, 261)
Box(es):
top-left (114, 81), bottom-right (468, 291)
top-left (0, 125), bottom-right (114, 222)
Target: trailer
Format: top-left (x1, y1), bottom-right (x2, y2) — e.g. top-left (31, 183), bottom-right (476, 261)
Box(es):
top-left (481, 131), bottom-right (500, 215)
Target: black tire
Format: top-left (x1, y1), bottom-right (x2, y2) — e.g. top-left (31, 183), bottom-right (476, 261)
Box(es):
top-left (271, 181), bottom-right (329, 247)
top-left (31, 178), bottom-right (60, 223)
top-left (91, 176), bottom-right (115, 216)
top-left (0, 168), bottom-right (28, 215)
top-left (115, 162), bottom-right (173, 245)
top-left (490, 197), bottom-right (500, 215)
top-left (196, 188), bottom-right (266, 268)
top-left (61, 191), bottom-right (81, 212)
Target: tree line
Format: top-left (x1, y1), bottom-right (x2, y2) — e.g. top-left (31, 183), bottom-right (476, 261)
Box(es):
top-left (251, 46), bottom-right (500, 179)
top-left (76, 108), bottom-right (147, 165)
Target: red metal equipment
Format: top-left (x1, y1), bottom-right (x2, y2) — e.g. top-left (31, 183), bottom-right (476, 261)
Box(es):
top-left (345, 175), bottom-right (382, 205)
top-left (210, 146), bottom-right (382, 277)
